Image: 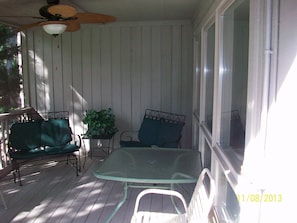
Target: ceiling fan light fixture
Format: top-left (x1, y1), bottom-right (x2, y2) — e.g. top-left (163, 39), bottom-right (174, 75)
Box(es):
top-left (41, 21), bottom-right (67, 36)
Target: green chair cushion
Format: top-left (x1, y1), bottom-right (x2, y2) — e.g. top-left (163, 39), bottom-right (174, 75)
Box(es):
top-left (41, 119), bottom-right (72, 146)
top-left (157, 120), bottom-right (184, 148)
top-left (44, 144), bottom-right (79, 155)
top-left (9, 148), bottom-right (46, 159)
top-left (138, 117), bottom-right (160, 146)
top-left (9, 121), bottom-right (42, 151)
top-left (119, 140), bottom-right (147, 147)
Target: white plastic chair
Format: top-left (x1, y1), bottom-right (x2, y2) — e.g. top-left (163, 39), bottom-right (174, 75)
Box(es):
top-left (131, 168), bottom-right (215, 223)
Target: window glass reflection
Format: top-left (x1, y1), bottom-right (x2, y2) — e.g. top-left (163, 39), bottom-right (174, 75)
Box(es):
top-left (219, 0), bottom-right (249, 172)
top-left (204, 24), bottom-right (215, 133)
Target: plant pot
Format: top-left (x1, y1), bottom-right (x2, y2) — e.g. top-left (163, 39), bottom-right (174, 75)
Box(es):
top-left (90, 133), bottom-right (115, 139)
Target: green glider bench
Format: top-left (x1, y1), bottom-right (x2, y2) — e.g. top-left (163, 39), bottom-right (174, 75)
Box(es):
top-left (120, 109), bottom-right (186, 148)
top-left (8, 118), bottom-right (81, 186)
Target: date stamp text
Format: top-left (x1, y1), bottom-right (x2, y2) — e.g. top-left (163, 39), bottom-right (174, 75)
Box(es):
top-left (237, 193), bottom-right (282, 203)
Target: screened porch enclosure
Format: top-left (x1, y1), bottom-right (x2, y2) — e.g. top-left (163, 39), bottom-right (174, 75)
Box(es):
top-left (5, 0), bottom-right (297, 222)
top-left (21, 21), bottom-right (194, 149)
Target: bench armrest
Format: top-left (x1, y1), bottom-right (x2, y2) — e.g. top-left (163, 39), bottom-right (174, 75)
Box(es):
top-left (72, 133), bottom-right (81, 148)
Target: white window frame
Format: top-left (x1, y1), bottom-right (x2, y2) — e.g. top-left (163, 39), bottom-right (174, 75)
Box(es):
top-left (194, 0), bottom-right (278, 222)
top-left (213, 0), bottom-right (248, 186)
top-left (199, 17), bottom-right (215, 165)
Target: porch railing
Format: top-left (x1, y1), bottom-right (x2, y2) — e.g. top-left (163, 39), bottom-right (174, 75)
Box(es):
top-left (0, 107), bottom-right (43, 170)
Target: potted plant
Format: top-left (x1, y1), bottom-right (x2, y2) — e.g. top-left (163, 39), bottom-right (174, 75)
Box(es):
top-left (82, 108), bottom-right (118, 139)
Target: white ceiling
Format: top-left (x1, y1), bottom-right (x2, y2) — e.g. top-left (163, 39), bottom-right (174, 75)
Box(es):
top-left (0, 0), bottom-right (201, 28)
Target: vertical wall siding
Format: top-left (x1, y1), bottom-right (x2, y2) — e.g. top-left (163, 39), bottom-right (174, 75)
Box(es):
top-left (22, 21), bottom-right (193, 148)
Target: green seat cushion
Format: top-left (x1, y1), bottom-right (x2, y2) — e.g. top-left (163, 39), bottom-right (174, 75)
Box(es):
top-left (45, 144), bottom-right (79, 155)
top-left (9, 148), bottom-right (46, 159)
top-left (9, 121), bottom-right (42, 151)
top-left (41, 119), bottom-right (72, 146)
top-left (138, 117), bottom-right (160, 146)
top-left (119, 140), bottom-right (147, 147)
top-left (157, 120), bottom-right (184, 148)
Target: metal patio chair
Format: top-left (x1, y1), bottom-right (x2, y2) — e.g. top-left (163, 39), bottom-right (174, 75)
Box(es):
top-left (120, 109), bottom-right (186, 148)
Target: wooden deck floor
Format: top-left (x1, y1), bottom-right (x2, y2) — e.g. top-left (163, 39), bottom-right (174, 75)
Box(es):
top-left (0, 151), bottom-right (195, 223)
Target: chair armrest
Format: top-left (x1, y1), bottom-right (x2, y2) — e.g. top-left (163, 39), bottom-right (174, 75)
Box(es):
top-left (133, 188), bottom-right (187, 216)
top-left (120, 130), bottom-right (139, 141)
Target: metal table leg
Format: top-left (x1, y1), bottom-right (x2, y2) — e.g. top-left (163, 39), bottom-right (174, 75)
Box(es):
top-left (0, 191), bottom-right (7, 210)
top-left (105, 182), bottom-right (128, 223)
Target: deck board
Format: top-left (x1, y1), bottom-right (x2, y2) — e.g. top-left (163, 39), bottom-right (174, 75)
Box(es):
top-left (0, 153), bottom-right (195, 223)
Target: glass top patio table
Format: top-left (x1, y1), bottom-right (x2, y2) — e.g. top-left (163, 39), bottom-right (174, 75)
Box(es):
top-left (93, 147), bottom-right (201, 222)
top-left (93, 147), bottom-right (201, 184)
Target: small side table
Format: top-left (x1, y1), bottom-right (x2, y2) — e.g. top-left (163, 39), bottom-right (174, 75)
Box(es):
top-left (82, 135), bottom-right (114, 159)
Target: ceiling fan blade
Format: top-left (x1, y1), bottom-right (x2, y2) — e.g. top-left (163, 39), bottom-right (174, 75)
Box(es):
top-left (15, 22), bottom-right (41, 32)
top-left (76, 13), bottom-right (116, 24)
top-left (0, 16), bottom-right (44, 19)
top-left (48, 4), bottom-right (77, 18)
top-left (65, 21), bottom-right (80, 32)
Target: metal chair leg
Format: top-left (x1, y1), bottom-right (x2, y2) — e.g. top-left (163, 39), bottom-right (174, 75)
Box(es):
top-left (0, 191), bottom-right (7, 210)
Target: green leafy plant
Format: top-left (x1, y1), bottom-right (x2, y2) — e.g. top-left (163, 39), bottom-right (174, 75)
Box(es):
top-left (82, 108), bottom-right (118, 138)
top-left (0, 24), bottom-right (21, 113)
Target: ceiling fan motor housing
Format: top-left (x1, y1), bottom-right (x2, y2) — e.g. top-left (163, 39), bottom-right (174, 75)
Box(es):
top-left (39, 5), bottom-right (58, 20)
top-left (47, 0), bottom-right (59, 5)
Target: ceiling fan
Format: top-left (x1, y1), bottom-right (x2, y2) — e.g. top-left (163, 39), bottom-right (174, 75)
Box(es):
top-left (15, 0), bottom-right (116, 36)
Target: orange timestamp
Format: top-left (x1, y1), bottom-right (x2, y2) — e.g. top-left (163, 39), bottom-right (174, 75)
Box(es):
top-left (237, 193), bottom-right (282, 203)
